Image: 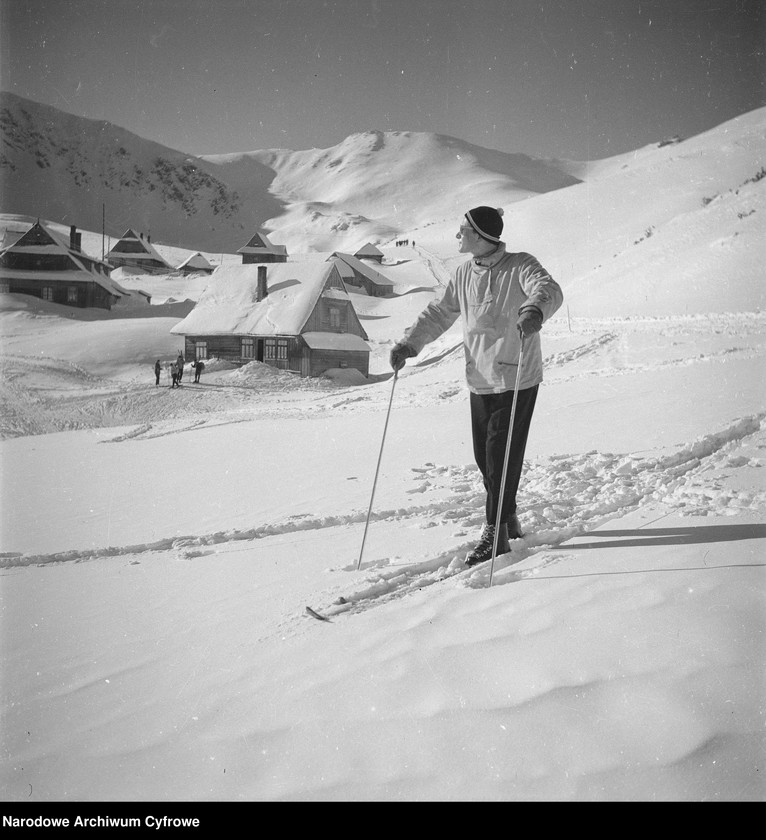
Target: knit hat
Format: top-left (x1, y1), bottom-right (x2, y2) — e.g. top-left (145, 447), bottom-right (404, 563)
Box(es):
top-left (465, 206), bottom-right (504, 242)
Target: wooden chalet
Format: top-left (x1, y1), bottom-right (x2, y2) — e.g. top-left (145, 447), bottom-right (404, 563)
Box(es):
top-left (106, 229), bottom-right (172, 273)
top-left (354, 242), bottom-right (384, 263)
top-left (328, 252), bottom-right (394, 297)
top-left (0, 220), bottom-right (127, 310)
top-left (237, 229), bottom-right (288, 264)
top-left (177, 252), bottom-right (215, 275)
top-left (171, 261), bottom-right (370, 378)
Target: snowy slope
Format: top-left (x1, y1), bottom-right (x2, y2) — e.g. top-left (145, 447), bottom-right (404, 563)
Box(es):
top-left (0, 105), bottom-right (764, 803)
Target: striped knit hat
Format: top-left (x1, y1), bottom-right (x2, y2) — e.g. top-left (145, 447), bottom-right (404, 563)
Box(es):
top-left (465, 206), bottom-right (504, 242)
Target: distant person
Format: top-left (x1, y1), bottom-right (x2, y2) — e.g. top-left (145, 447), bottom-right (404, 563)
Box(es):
top-left (176, 352), bottom-right (185, 383)
top-left (193, 360), bottom-right (205, 383)
top-left (154, 359), bottom-right (161, 386)
top-left (389, 206), bottom-right (563, 567)
top-left (170, 362), bottom-right (179, 388)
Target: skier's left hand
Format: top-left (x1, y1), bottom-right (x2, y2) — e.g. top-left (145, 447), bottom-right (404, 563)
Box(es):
top-left (516, 305), bottom-right (543, 337)
top-left (390, 342), bottom-right (416, 371)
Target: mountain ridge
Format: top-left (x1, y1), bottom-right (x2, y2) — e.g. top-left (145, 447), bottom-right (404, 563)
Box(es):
top-left (1, 92), bottom-right (581, 253)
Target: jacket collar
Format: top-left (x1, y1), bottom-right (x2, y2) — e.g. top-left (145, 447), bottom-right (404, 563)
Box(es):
top-left (472, 241), bottom-right (506, 269)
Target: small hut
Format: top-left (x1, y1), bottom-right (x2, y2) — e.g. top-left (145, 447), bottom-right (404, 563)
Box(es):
top-left (328, 252), bottom-right (393, 297)
top-left (237, 229), bottom-right (288, 264)
top-left (354, 242), bottom-right (384, 263)
top-left (106, 229), bottom-right (172, 273)
top-left (177, 252), bottom-right (215, 275)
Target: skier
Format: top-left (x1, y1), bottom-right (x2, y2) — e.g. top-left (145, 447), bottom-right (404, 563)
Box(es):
top-left (154, 359), bottom-right (161, 386)
top-left (389, 206), bottom-right (563, 566)
top-left (176, 352), bottom-right (185, 384)
top-left (170, 362), bottom-right (179, 388)
top-left (193, 359), bottom-right (205, 383)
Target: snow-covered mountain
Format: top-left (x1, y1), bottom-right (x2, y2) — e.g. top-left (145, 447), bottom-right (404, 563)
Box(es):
top-left (0, 92), bottom-right (280, 253)
top-left (2, 91), bottom-right (764, 314)
top-left (0, 92), bottom-right (580, 254)
top-left (201, 130), bottom-right (581, 252)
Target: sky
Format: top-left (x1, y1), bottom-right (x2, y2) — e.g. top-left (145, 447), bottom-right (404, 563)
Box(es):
top-left (1, 0), bottom-right (765, 160)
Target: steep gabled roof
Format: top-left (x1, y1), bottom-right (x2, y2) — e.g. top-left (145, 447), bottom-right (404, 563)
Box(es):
top-left (106, 229), bottom-right (171, 267)
top-left (328, 252), bottom-right (393, 288)
top-left (237, 229), bottom-right (288, 257)
top-left (0, 220), bottom-right (123, 298)
top-left (177, 252), bottom-right (215, 271)
top-left (354, 242), bottom-right (384, 259)
top-left (171, 261), bottom-right (366, 338)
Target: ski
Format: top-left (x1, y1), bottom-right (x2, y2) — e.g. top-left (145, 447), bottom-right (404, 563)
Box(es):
top-left (303, 543), bottom-right (528, 623)
top-left (305, 605), bottom-right (332, 622)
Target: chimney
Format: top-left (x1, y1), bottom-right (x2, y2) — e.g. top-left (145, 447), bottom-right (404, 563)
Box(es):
top-left (256, 265), bottom-right (268, 301)
top-left (69, 225), bottom-right (78, 251)
top-left (75, 232), bottom-right (82, 251)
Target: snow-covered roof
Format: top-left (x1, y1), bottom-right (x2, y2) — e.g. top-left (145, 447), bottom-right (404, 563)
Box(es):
top-left (177, 252), bottom-right (214, 271)
top-left (171, 261), bottom-right (350, 337)
top-left (302, 332), bottom-right (369, 351)
top-left (354, 242), bottom-right (383, 258)
top-left (0, 220), bottom-right (123, 298)
top-left (237, 229), bottom-right (288, 257)
top-left (329, 253), bottom-right (393, 287)
top-left (106, 229), bottom-right (171, 267)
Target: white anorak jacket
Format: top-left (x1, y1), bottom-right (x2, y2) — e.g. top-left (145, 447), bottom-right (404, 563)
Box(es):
top-left (402, 244), bottom-right (563, 394)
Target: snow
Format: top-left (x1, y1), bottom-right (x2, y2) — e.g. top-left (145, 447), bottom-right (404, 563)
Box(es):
top-left (1, 109), bottom-right (765, 803)
top-left (169, 261), bottom-right (346, 337)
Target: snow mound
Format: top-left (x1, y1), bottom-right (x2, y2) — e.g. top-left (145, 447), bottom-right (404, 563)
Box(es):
top-left (321, 367), bottom-right (369, 385)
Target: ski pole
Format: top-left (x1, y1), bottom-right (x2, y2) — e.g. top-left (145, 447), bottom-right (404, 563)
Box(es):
top-left (357, 369), bottom-right (398, 570)
top-left (488, 336), bottom-right (525, 587)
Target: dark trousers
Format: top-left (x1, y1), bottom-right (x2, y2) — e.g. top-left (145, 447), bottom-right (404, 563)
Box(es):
top-left (470, 385), bottom-right (538, 525)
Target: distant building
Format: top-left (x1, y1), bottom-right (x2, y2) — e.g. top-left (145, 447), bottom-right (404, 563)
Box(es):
top-left (328, 252), bottom-right (393, 297)
top-left (237, 229), bottom-right (288, 264)
top-left (106, 229), bottom-right (172, 273)
top-left (0, 220), bottom-right (128, 310)
top-left (171, 261), bottom-right (370, 378)
top-left (177, 252), bottom-right (215, 275)
top-left (354, 242), bottom-right (384, 263)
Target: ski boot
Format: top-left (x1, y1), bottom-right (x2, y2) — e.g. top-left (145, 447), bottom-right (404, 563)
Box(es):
top-left (465, 523), bottom-right (510, 567)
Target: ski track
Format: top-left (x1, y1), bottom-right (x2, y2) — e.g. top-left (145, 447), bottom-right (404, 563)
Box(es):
top-left (3, 310), bottom-right (764, 622)
top-left (5, 411), bottom-right (764, 626)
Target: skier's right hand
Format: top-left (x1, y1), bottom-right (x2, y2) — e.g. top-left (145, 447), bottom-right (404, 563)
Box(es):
top-left (390, 342), bottom-right (415, 371)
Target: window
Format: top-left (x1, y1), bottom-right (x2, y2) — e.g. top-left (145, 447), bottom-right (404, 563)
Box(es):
top-left (329, 307), bottom-right (341, 328)
top-left (0, 282), bottom-right (9, 293)
top-left (242, 338), bottom-right (254, 359)
top-left (42, 287), bottom-right (53, 300)
top-left (264, 339), bottom-right (288, 364)
top-left (67, 287), bottom-right (78, 303)
top-left (195, 341), bottom-right (208, 360)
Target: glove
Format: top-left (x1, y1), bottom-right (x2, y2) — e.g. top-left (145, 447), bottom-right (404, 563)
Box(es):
top-left (390, 342), bottom-right (416, 371)
top-left (516, 305), bottom-right (543, 338)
